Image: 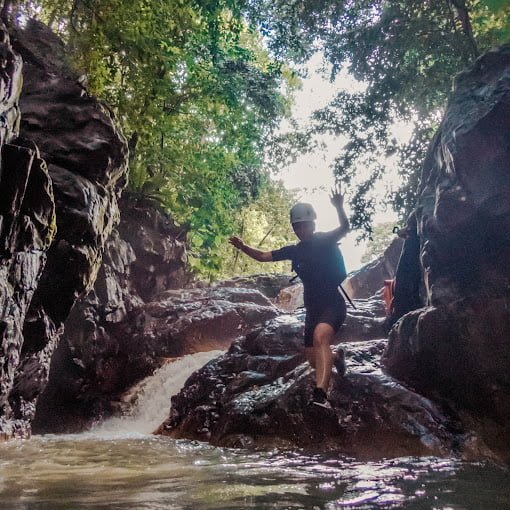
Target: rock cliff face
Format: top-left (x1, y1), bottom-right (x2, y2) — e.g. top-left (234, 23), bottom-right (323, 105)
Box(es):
top-left (0, 18), bottom-right (128, 438)
top-left (383, 44), bottom-right (510, 461)
top-left (0, 21), bottom-right (54, 438)
top-left (33, 244), bottom-right (280, 432)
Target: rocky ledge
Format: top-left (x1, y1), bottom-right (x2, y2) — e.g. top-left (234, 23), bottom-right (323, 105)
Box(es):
top-left (158, 302), bottom-right (483, 459)
top-left (34, 285), bottom-right (279, 432)
top-left (155, 296), bottom-right (487, 459)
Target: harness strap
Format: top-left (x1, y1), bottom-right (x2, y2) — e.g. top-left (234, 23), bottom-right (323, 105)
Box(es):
top-left (338, 284), bottom-right (357, 309)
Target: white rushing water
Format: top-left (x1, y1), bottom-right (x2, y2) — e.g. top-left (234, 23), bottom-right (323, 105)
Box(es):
top-left (94, 350), bottom-right (224, 435)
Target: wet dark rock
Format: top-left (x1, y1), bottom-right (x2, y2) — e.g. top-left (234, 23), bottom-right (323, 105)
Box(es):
top-left (12, 21), bottom-right (127, 189)
top-left (0, 142), bottom-right (56, 439)
top-left (345, 237), bottom-right (403, 299)
top-left (241, 315), bottom-right (304, 355)
top-left (14, 18), bottom-right (128, 313)
top-left (159, 314), bottom-right (469, 459)
top-left (383, 298), bottom-right (510, 462)
top-left (116, 199), bottom-right (188, 301)
top-left (33, 183), bottom-right (194, 434)
top-left (341, 296), bottom-right (386, 342)
top-left (383, 44), bottom-right (510, 462)
top-left (414, 47), bottom-right (510, 309)
top-left (0, 21), bottom-right (55, 439)
top-left (0, 18), bottom-right (128, 438)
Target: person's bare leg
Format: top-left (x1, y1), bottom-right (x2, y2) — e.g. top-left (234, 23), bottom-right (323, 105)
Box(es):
top-left (313, 323), bottom-right (335, 391)
top-left (305, 346), bottom-right (316, 369)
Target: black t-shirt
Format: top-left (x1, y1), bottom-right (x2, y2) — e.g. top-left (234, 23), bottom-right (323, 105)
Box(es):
top-left (272, 232), bottom-right (344, 308)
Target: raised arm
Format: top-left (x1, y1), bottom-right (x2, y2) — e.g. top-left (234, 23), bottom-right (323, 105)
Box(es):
top-left (229, 236), bottom-right (273, 262)
top-left (325, 184), bottom-right (350, 242)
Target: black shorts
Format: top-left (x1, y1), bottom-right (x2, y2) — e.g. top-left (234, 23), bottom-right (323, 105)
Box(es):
top-left (304, 298), bottom-right (347, 347)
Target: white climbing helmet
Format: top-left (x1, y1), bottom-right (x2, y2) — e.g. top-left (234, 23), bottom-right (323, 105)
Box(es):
top-left (290, 202), bottom-right (317, 224)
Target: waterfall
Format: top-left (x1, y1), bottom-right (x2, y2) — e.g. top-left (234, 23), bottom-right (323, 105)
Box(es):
top-left (95, 350), bottom-right (224, 434)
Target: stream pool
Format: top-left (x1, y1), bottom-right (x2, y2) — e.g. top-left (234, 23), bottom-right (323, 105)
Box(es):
top-left (0, 433), bottom-right (508, 509)
top-left (2, 353), bottom-right (509, 509)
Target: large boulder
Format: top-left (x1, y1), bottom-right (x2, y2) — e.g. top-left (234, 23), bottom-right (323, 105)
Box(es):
top-left (158, 304), bottom-right (475, 458)
top-left (33, 285), bottom-right (280, 432)
top-left (0, 20), bottom-right (56, 437)
top-left (141, 287), bottom-right (280, 355)
top-left (383, 44), bottom-right (510, 462)
top-left (0, 18), bottom-right (128, 438)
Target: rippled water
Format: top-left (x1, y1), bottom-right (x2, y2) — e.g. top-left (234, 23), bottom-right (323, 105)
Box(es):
top-left (1, 353), bottom-right (509, 509)
top-left (0, 433), bottom-right (509, 509)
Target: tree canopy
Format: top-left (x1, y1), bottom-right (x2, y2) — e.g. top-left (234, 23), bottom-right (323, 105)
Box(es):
top-left (12, 0), bottom-right (298, 277)
top-left (212, 179), bottom-right (296, 278)
top-left (243, 0), bottom-right (509, 234)
top-left (360, 222), bottom-right (398, 264)
top-left (7, 0), bottom-right (510, 276)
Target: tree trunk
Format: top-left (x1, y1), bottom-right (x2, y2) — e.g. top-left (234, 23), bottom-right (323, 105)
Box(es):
top-left (449, 0), bottom-right (479, 58)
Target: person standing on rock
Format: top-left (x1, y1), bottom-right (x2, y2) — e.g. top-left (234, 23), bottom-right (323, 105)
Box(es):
top-left (229, 185), bottom-right (350, 408)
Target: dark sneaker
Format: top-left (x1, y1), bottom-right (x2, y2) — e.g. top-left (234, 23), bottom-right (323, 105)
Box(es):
top-left (334, 349), bottom-right (346, 377)
top-left (311, 387), bottom-right (332, 409)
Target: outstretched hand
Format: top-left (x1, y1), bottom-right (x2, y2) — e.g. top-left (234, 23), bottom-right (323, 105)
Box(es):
top-left (229, 236), bottom-right (244, 250)
top-left (330, 183), bottom-right (345, 209)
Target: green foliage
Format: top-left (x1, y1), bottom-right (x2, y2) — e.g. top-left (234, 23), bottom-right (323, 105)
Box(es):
top-left (211, 179), bottom-right (297, 279)
top-left (14, 0), bottom-right (510, 275)
top-left (20, 0), bottom-right (296, 277)
top-left (243, 0), bottom-right (510, 236)
top-left (476, 0), bottom-right (510, 41)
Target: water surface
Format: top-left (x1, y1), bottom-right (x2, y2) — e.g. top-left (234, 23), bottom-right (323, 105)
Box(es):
top-left (0, 433), bottom-right (508, 509)
top-left (1, 352), bottom-right (508, 509)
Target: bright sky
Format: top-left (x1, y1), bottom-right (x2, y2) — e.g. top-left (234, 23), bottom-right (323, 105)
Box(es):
top-left (277, 54), bottom-right (405, 271)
